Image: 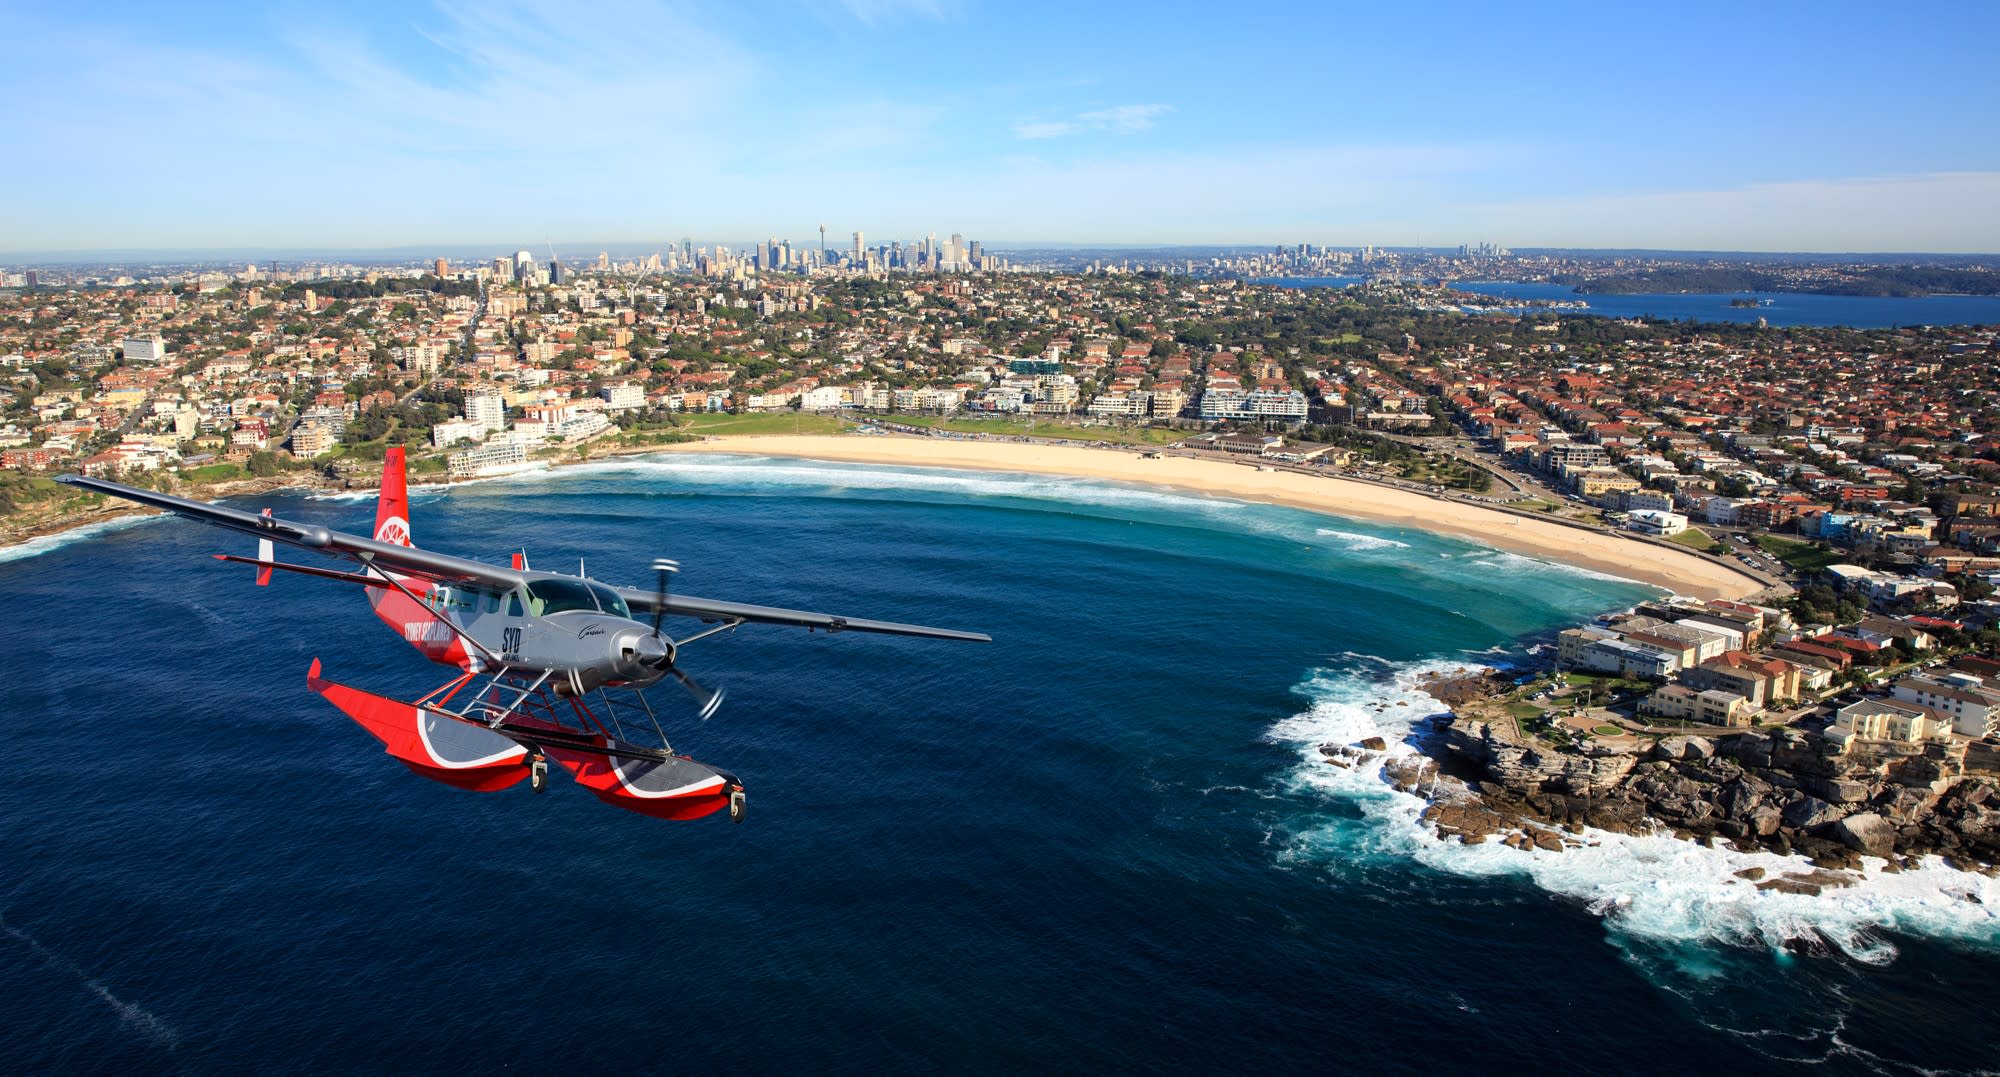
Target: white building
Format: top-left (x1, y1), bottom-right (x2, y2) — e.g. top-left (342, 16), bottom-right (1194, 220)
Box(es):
top-left (1627, 509), bottom-right (1689, 536)
top-left (432, 418), bottom-right (487, 449)
top-left (465, 391), bottom-right (507, 432)
top-left (800, 386), bottom-right (845, 411)
top-left (1826, 697), bottom-right (1953, 751)
top-left (554, 411), bottom-right (611, 441)
top-left (1088, 393), bottom-right (1148, 418)
top-left (448, 440), bottom-right (531, 479)
top-left (121, 336), bottom-right (168, 364)
top-left (601, 383), bottom-right (645, 412)
top-left (1891, 673), bottom-right (2000, 738)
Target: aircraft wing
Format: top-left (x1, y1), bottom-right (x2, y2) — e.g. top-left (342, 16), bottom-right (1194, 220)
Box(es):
top-left (619, 587), bottom-right (992, 643)
top-left (61, 474), bottom-right (989, 641)
top-left (55, 475), bottom-right (528, 589)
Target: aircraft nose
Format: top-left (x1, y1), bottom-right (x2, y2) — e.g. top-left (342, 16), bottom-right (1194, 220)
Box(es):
top-left (629, 632), bottom-right (670, 667)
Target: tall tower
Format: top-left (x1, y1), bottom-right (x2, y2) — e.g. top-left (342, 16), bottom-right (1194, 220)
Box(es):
top-left (433, 257), bottom-right (448, 277)
top-left (852, 231), bottom-right (864, 264)
top-left (818, 224), bottom-right (826, 262)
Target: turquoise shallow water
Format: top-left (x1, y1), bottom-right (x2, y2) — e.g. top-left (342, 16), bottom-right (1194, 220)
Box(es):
top-left (1, 455), bottom-right (1995, 1073)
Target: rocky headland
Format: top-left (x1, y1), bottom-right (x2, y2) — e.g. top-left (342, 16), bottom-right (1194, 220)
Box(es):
top-left (1322, 702), bottom-right (2000, 892)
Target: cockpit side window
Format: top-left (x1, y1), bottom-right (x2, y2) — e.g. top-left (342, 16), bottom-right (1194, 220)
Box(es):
top-left (525, 579), bottom-right (601, 616)
top-left (589, 584), bottom-right (631, 619)
top-left (507, 591), bottom-right (524, 617)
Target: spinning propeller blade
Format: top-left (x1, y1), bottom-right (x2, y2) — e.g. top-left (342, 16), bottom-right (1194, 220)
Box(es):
top-left (648, 558), bottom-right (722, 719)
top-left (651, 558), bottom-right (677, 635)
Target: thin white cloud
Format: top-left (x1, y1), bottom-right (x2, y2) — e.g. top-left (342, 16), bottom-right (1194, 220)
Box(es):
top-left (1015, 103), bottom-right (1171, 140)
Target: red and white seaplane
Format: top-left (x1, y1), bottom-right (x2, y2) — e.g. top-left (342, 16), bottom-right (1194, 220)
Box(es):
top-left (59, 450), bottom-right (988, 822)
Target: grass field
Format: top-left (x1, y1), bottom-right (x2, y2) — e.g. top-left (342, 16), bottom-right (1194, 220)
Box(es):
top-left (674, 412), bottom-right (849, 436)
top-left (888, 414), bottom-right (1185, 446)
top-left (1754, 533), bottom-right (1844, 573)
top-left (1667, 526), bottom-right (1717, 550)
top-left (182, 462), bottom-right (245, 483)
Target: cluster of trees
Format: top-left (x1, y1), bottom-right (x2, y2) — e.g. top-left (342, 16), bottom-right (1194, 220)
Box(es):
top-left (277, 275), bottom-right (479, 301)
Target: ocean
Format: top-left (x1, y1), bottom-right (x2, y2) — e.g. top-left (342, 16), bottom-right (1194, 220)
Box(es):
top-left (2, 455), bottom-right (1996, 1073)
top-left (1441, 281), bottom-right (2000, 329)
top-left (1256, 277), bottom-right (2000, 328)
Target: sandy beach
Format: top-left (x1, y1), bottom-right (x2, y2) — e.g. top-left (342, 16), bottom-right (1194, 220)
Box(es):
top-left (650, 434), bottom-right (1766, 601)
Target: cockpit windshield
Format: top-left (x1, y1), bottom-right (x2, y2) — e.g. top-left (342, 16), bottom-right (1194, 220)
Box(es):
top-left (589, 584), bottom-right (631, 619)
top-left (525, 578), bottom-right (603, 616)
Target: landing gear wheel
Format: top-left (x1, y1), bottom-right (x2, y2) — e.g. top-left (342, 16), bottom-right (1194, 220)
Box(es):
top-left (728, 787), bottom-right (746, 824)
top-left (529, 754), bottom-right (548, 793)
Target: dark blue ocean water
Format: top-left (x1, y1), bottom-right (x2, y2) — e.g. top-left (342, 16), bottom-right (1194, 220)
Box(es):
top-left (3, 456), bottom-right (1996, 1073)
top-left (1258, 276), bottom-right (2000, 328)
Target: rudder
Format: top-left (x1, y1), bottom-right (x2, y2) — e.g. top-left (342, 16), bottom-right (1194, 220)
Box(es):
top-left (374, 447), bottom-right (413, 547)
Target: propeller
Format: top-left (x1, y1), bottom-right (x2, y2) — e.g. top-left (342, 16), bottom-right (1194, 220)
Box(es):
top-left (650, 558), bottom-right (725, 720)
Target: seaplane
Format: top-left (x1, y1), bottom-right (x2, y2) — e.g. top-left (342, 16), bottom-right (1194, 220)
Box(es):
top-left (57, 449), bottom-right (989, 822)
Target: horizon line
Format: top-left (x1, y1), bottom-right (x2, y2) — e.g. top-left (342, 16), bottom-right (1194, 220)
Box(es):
top-left (5, 242), bottom-right (2000, 266)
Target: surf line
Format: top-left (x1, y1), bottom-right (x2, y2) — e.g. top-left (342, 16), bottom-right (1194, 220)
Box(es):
top-left (0, 912), bottom-right (180, 1048)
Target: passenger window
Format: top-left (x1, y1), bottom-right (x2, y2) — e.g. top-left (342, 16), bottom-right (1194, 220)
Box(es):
top-left (508, 591), bottom-right (524, 617)
top-left (484, 590), bottom-right (501, 614)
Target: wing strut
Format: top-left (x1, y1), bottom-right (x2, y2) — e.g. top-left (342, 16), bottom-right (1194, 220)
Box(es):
top-left (357, 553), bottom-right (504, 666)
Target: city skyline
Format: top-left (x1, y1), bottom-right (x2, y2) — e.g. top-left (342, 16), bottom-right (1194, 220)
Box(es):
top-left (5, 1), bottom-right (2000, 253)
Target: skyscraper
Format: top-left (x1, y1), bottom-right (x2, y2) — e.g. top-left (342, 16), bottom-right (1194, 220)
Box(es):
top-left (514, 250), bottom-right (534, 281)
top-left (852, 231), bottom-right (864, 264)
top-left (434, 257), bottom-right (448, 277)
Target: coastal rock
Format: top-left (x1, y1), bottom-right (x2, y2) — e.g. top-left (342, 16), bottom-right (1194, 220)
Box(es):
top-left (1833, 813), bottom-right (1896, 858)
top-left (1358, 737), bottom-right (1388, 752)
top-left (1422, 801), bottom-right (1507, 845)
top-left (1783, 796), bottom-right (1845, 831)
top-left (1723, 732), bottom-right (1774, 768)
top-left (1754, 869), bottom-right (1857, 897)
top-left (1716, 778), bottom-right (1766, 819)
top-left (1653, 736), bottom-right (1715, 762)
top-left (1816, 778), bottom-right (1873, 805)
top-left (1383, 755), bottom-right (1440, 794)
top-left (1734, 866), bottom-right (1767, 882)
top-left (1465, 726), bottom-right (1638, 797)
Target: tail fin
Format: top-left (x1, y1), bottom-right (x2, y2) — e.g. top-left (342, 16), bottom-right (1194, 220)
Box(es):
top-left (373, 447), bottom-right (413, 547)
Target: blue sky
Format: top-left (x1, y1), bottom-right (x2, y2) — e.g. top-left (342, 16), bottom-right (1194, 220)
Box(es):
top-left (4, 0), bottom-right (1998, 253)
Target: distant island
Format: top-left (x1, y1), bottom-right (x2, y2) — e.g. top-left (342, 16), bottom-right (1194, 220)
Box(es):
top-left (1566, 266), bottom-right (2000, 298)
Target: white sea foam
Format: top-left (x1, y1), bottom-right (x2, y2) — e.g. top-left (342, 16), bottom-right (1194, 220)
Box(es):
top-left (0, 514), bottom-right (162, 565)
top-left (484, 455), bottom-right (1457, 563)
top-left (306, 483), bottom-right (458, 503)
top-left (481, 453), bottom-right (1292, 529)
top-left (1268, 661), bottom-right (2000, 964)
top-left (1312, 527), bottom-right (1412, 552)
top-left (1463, 549), bottom-right (1649, 588)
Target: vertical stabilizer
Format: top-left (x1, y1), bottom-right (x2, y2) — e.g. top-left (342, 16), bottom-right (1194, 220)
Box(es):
top-left (374, 447), bottom-right (413, 547)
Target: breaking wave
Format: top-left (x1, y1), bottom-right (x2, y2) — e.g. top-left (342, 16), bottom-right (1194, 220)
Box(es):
top-left (479, 454), bottom-right (1456, 558)
top-left (1463, 549), bottom-right (1648, 588)
top-left (1312, 527), bottom-right (1412, 552)
top-left (0, 514), bottom-right (161, 565)
top-left (1268, 660), bottom-right (2000, 967)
